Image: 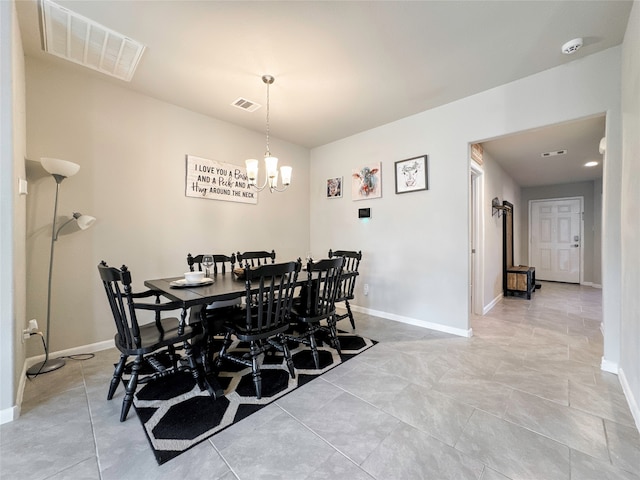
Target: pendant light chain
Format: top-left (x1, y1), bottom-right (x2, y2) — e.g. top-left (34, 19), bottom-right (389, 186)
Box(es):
top-left (265, 75), bottom-right (272, 157)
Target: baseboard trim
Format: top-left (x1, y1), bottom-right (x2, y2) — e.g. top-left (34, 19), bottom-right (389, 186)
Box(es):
top-left (483, 293), bottom-right (503, 315)
top-left (600, 357), bottom-right (619, 374)
top-left (24, 339), bottom-right (114, 369)
top-left (349, 305), bottom-right (472, 338)
top-left (0, 362), bottom-right (28, 425)
top-left (0, 404), bottom-right (19, 425)
top-left (2, 339), bottom-right (116, 424)
top-left (619, 367), bottom-right (640, 432)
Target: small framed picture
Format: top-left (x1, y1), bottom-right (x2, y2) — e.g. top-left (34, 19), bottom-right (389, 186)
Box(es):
top-left (352, 163), bottom-right (382, 200)
top-left (326, 177), bottom-right (343, 198)
top-left (395, 155), bottom-right (428, 194)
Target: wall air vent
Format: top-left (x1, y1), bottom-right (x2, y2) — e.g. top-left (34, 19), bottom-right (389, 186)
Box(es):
top-left (541, 149), bottom-right (567, 157)
top-left (232, 98), bottom-right (261, 112)
top-left (40, 0), bottom-right (146, 82)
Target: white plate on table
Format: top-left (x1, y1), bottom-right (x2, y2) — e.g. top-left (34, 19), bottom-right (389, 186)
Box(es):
top-left (170, 278), bottom-right (214, 288)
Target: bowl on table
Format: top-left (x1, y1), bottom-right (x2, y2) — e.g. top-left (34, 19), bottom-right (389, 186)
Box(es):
top-left (184, 271), bottom-right (205, 284)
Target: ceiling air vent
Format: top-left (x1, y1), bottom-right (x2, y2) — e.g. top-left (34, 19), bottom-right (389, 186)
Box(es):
top-left (40, 0), bottom-right (146, 82)
top-left (232, 97), bottom-right (261, 112)
top-left (541, 149), bottom-right (567, 157)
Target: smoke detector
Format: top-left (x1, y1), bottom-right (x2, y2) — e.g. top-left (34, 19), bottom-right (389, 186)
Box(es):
top-left (561, 38), bottom-right (583, 55)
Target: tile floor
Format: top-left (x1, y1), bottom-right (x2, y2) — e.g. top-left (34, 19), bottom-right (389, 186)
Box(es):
top-left (1, 282), bottom-right (639, 479)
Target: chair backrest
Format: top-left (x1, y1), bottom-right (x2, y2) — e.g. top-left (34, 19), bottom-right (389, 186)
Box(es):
top-left (243, 260), bottom-right (301, 332)
top-left (187, 253), bottom-right (236, 275)
top-left (328, 249), bottom-right (362, 300)
top-left (237, 250), bottom-right (276, 267)
top-left (98, 261), bottom-right (143, 350)
top-left (301, 257), bottom-right (345, 320)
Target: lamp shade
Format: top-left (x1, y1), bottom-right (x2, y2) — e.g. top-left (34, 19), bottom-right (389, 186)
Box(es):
top-left (41, 157), bottom-right (80, 178)
top-left (264, 156), bottom-right (278, 178)
top-left (76, 214), bottom-right (96, 230)
top-left (280, 166), bottom-right (292, 186)
top-left (245, 159), bottom-right (259, 183)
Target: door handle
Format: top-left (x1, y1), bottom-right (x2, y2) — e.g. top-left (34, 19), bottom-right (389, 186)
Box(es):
top-left (572, 244), bottom-right (579, 247)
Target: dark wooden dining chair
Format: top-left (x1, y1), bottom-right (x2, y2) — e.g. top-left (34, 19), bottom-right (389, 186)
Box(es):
top-left (98, 261), bottom-right (202, 421)
top-left (212, 259), bottom-right (301, 399)
top-left (328, 249), bottom-right (362, 329)
top-left (288, 256), bottom-right (345, 368)
top-left (236, 249), bottom-right (276, 267)
top-left (187, 253), bottom-right (237, 275)
top-left (186, 253), bottom-right (242, 370)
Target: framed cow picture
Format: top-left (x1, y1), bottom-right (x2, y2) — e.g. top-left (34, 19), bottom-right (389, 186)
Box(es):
top-left (394, 155), bottom-right (428, 194)
top-left (352, 163), bottom-right (382, 200)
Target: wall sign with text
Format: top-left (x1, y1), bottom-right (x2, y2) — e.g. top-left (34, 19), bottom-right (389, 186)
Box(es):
top-left (185, 155), bottom-right (257, 204)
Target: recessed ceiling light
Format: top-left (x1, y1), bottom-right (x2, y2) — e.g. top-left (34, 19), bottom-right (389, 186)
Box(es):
top-left (584, 161), bottom-right (599, 167)
top-left (562, 38), bottom-right (583, 55)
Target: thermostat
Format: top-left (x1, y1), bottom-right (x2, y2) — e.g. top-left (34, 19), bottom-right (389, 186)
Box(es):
top-left (358, 208), bottom-right (371, 219)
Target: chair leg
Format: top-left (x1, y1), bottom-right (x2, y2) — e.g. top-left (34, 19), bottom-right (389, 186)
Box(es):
top-left (345, 299), bottom-right (356, 329)
top-left (250, 342), bottom-right (262, 399)
top-left (167, 345), bottom-right (178, 369)
top-left (120, 355), bottom-right (141, 422)
top-left (215, 332), bottom-right (233, 371)
top-left (108, 354), bottom-right (127, 400)
top-left (328, 316), bottom-right (341, 355)
top-left (279, 334), bottom-right (296, 378)
top-left (184, 341), bottom-right (204, 391)
top-left (307, 330), bottom-right (320, 369)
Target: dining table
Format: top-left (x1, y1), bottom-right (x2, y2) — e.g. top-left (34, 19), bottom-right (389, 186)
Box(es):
top-left (144, 267), bottom-right (359, 398)
top-left (144, 272), bottom-right (250, 398)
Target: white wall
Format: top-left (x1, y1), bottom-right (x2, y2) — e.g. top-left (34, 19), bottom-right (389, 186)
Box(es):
top-left (481, 150), bottom-right (521, 307)
top-left (310, 47), bottom-right (622, 341)
top-left (24, 58), bottom-right (311, 356)
top-left (619, 0), bottom-right (640, 429)
top-left (0, 0), bottom-right (27, 424)
top-left (593, 179), bottom-right (603, 286)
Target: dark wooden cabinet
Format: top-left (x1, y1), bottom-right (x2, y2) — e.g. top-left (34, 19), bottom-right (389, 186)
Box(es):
top-left (506, 266), bottom-right (536, 299)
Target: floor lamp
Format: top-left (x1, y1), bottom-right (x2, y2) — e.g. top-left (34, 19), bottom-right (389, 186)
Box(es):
top-left (27, 158), bottom-right (96, 376)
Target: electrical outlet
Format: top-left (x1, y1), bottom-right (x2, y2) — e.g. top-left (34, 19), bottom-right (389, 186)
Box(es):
top-left (363, 283), bottom-right (369, 296)
top-left (22, 319), bottom-right (39, 343)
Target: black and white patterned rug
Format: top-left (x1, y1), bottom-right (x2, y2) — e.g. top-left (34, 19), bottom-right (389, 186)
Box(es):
top-left (132, 331), bottom-right (376, 464)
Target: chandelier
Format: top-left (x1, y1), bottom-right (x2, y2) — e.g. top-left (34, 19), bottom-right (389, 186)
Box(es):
top-left (245, 75), bottom-right (292, 193)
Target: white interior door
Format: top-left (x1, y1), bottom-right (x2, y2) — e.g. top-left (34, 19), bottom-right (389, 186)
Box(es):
top-left (530, 198), bottom-right (582, 283)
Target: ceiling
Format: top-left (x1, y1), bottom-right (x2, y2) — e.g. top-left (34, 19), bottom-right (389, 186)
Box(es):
top-left (482, 115), bottom-right (606, 187)
top-left (16, 0), bottom-right (632, 186)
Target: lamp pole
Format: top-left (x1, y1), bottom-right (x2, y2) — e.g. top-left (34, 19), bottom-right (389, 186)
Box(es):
top-left (27, 174), bottom-right (67, 375)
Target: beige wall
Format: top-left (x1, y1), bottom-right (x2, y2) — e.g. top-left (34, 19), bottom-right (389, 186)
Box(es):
top-left (24, 58), bottom-right (311, 356)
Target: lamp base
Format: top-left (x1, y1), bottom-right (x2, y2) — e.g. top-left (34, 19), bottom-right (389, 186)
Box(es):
top-left (27, 358), bottom-right (66, 375)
